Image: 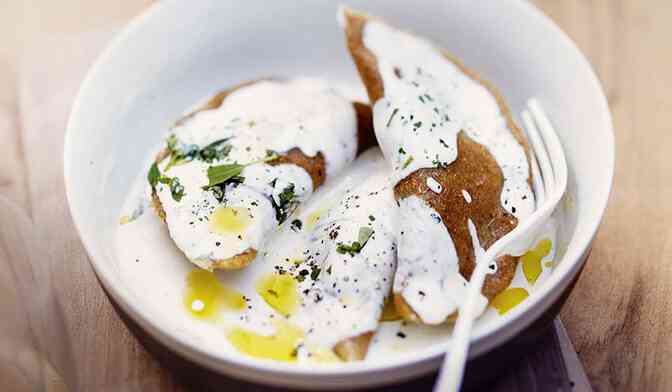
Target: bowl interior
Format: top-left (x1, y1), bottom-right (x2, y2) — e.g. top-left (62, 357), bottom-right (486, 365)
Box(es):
top-left (65, 0), bottom-right (613, 387)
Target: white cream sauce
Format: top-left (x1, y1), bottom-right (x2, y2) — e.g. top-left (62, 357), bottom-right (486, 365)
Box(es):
top-left (172, 78), bottom-right (357, 178)
top-left (363, 22), bottom-right (534, 220)
top-left (291, 169), bottom-right (397, 349)
top-left (155, 79), bottom-right (358, 267)
top-left (118, 147), bottom-right (560, 364)
top-left (362, 20), bottom-right (535, 323)
top-left (394, 196), bottom-right (487, 324)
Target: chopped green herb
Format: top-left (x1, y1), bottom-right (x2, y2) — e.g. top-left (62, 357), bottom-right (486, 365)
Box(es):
top-left (199, 138), bottom-right (232, 162)
top-left (164, 135), bottom-right (233, 170)
top-left (398, 147), bottom-right (406, 155)
top-left (278, 184), bottom-right (295, 205)
top-left (204, 152), bottom-right (278, 191)
top-left (266, 289), bottom-right (279, 298)
top-left (165, 140), bottom-right (199, 171)
top-left (148, 162), bottom-right (160, 187)
top-left (358, 227), bottom-right (374, 244)
top-left (310, 266), bottom-right (321, 281)
top-left (336, 227), bottom-right (374, 256)
top-left (166, 134), bottom-right (178, 150)
top-left (271, 183), bottom-right (297, 224)
top-left (413, 121), bottom-right (423, 129)
top-left (290, 219), bottom-right (303, 232)
top-left (169, 177), bottom-right (185, 202)
top-left (336, 242), bottom-right (359, 256)
top-left (148, 161), bottom-right (186, 202)
top-left (432, 154), bottom-right (448, 168)
top-left (206, 163), bottom-right (246, 187)
top-left (209, 185), bottom-right (226, 202)
top-left (368, 215), bottom-right (375, 221)
top-left (402, 155), bottom-right (414, 169)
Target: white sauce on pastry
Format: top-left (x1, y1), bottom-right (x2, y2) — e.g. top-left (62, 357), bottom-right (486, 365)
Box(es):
top-left (362, 20), bottom-right (534, 323)
top-left (395, 196), bottom-right (487, 324)
top-left (155, 79), bottom-right (358, 267)
top-left (292, 169), bottom-right (397, 349)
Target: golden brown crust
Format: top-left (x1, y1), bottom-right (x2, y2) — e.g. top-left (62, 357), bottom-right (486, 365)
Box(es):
top-left (210, 249), bottom-right (258, 270)
top-left (343, 9), bottom-right (531, 322)
top-left (394, 134), bottom-right (519, 301)
top-left (150, 176), bottom-right (257, 270)
top-left (333, 332), bottom-right (374, 361)
top-left (151, 79), bottom-right (375, 270)
top-left (353, 102), bottom-right (377, 154)
top-left (270, 148), bottom-right (326, 189)
top-left (343, 10), bottom-right (386, 107)
top-left (392, 292), bottom-right (422, 323)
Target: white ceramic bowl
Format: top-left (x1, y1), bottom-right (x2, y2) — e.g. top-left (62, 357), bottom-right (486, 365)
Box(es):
top-left (64, 0), bottom-right (614, 389)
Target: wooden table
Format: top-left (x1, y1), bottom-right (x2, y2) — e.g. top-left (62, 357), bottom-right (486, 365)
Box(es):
top-left (0, 1), bottom-right (668, 390)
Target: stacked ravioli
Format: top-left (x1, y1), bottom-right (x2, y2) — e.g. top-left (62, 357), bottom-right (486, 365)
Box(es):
top-left (150, 10), bottom-right (535, 362)
top-left (290, 9), bottom-right (535, 360)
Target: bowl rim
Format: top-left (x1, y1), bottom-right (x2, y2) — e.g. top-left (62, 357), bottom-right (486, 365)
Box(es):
top-left (64, 0), bottom-right (615, 381)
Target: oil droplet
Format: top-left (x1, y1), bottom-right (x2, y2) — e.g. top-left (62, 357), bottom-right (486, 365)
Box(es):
top-left (491, 287), bottom-right (529, 315)
top-left (522, 238), bottom-right (552, 285)
top-left (227, 321), bottom-right (303, 362)
top-left (544, 260), bottom-right (554, 268)
top-left (119, 215), bottom-right (131, 225)
top-left (304, 209), bottom-right (325, 231)
top-left (210, 206), bottom-right (250, 235)
top-left (184, 269), bottom-right (246, 320)
top-left (191, 299), bottom-right (205, 312)
top-left (380, 297), bottom-right (401, 321)
top-left (256, 273), bottom-right (298, 316)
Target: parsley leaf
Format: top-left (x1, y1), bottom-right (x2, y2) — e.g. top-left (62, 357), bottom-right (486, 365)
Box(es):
top-left (148, 162), bottom-right (186, 202)
top-left (205, 151), bottom-right (279, 189)
top-left (169, 177), bottom-right (185, 202)
top-left (278, 183), bottom-right (296, 205)
top-left (271, 183), bottom-right (296, 224)
top-left (148, 162), bottom-right (160, 187)
top-left (199, 138), bottom-right (232, 162)
top-left (358, 227), bottom-right (374, 244)
top-left (402, 155), bottom-right (414, 169)
top-left (206, 163), bottom-right (246, 187)
top-left (163, 134), bottom-right (232, 171)
top-left (336, 227), bottom-right (374, 256)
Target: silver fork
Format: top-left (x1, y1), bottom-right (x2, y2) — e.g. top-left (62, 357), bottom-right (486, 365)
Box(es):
top-left (434, 99), bottom-right (569, 392)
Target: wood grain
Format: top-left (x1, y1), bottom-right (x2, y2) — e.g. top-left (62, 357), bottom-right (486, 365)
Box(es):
top-left (532, 1), bottom-right (672, 391)
top-left (0, 0), bottom-right (669, 391)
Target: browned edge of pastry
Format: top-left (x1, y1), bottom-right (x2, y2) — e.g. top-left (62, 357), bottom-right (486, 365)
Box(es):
top-left (334, 332), bottom-right (374, 361)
